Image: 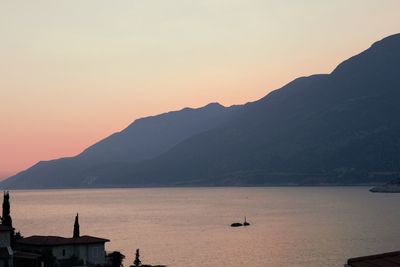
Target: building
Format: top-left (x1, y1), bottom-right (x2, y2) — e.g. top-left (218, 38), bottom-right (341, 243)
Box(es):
top-left (16, 235), bottom-right (109, 266)
top-left (346, 250), bottom-right (400, 267)
top-left (15, 214), bottom-right (109, 267)
top-left (0, 225), bottom-right (13, 267)
top-left (0, 192), bottom-right (111, 267)
top-left (13, 251), bottom-right (42, 267)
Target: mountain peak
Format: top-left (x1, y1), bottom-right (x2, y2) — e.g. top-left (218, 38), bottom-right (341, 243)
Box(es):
top-left (331, 33), bottom-right (400, 76)
top-left (370, 33), bottom-right (400, 49)
top-left (203, 102), bottom-right (225, 109)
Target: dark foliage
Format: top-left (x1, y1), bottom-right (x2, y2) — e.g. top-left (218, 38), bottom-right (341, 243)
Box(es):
top-left (73, 213), bottom-right (80, 238)
top-left (14, 231), bottom-right (23, 241)
top-left (133, 249), bottom-right (141, 267)
top-left (1, 191), bottom-right (16, 247)
top-left (108, 251), bottom-right (125, 267)
top-left (1, 191), bottom-right (12, 227)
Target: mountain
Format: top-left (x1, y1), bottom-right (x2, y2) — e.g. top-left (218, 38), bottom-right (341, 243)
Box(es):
top-left (128, 33), bottom-right (400, 186)
top-left (3, 33), bottom-right (400, 188)
top-left (2, 103), bottom-right (238, 188)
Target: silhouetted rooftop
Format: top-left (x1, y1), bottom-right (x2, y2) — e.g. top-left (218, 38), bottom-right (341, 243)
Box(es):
top-left (17, 235), bottom-right (110, 246)
top-left (347, 250), bottom-right (400, 267)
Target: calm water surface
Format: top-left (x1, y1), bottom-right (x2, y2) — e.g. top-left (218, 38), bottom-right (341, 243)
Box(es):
top-left (10, 187), bottom-right (400, 266)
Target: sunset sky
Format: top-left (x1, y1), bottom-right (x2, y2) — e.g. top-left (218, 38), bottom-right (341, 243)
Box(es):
top-left (1, 0), bottom-right (400, 179)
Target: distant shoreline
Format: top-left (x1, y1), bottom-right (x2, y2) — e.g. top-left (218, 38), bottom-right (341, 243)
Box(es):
top-left (0, 184), bottom-right (379, 191)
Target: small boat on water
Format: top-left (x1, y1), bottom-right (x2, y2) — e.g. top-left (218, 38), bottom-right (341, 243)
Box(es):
top-left (230, 222), bottom-right (243, 227)
top-left (230, 217), bottom-right (250, 227)
top-left (243, 216), bottom-right (250, 226)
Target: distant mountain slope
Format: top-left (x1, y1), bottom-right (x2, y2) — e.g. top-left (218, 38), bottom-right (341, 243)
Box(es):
top-left (78, 102), bottom-right (237, 163)
top-left (82, 33), bottom-right (400, 187)
top-left (2, 103), bottom-right (237, 188)
top-left (3, 33), bottom-right (400, 188)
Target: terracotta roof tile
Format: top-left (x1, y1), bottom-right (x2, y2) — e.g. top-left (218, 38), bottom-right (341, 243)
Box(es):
top-left (17, 235), bottom-right (109, 247)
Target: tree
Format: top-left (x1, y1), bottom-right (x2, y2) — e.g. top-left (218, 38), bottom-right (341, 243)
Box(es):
top-left (1, 191), bottom-right (15, 247)
top-left (108, 251), bottom-right (125, 267)
top-left (133, 249), bottom-right (141, 267)
top-left (73, 213), bottom-right (80, 238)
top-left (14, 231), bottom-right (23, 241)
top-left (1, 191), bottom-right (12, 227)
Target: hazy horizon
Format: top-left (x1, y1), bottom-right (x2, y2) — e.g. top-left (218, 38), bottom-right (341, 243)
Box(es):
top-left (1, 1), bottom-right (400, 179)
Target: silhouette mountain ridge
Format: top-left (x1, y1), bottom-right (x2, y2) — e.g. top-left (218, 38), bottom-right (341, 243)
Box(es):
top-left (2, 33), bottom-right (400, 188)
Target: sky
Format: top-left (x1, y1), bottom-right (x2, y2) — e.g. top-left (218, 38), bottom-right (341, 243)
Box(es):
top-left (1, 0), bottom-right (400, 179)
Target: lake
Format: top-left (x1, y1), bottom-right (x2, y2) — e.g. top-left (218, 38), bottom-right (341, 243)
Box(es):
top-left (10, 187), bottom-right (400, 266)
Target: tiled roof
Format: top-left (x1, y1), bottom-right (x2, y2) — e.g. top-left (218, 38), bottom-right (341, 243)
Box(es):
top-left (17, 235), bottom-right (110, 247)
top-left (347, 250), bottom-right (400, 267)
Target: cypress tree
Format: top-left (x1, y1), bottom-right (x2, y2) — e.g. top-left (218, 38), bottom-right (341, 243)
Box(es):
top-left (2, 191), bottom-right (12, 227)
top-left (73, 213), bottom-right (80, 238)
top-left (2, 191), bottom-right (15, 247)
top-left (133, 249), bottom-right (141, 267)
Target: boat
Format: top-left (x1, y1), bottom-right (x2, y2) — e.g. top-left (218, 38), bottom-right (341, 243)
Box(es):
top-left (230, 222), bottom-right (243, 227)
top-left (243, 216), bottom-right (250, 226)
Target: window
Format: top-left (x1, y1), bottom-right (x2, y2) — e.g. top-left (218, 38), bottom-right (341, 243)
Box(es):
top-left (62, 249), bottom-right (66, 257)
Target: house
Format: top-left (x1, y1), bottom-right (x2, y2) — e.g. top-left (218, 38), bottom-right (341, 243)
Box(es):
top-left (16, 214), bottom-right (109, 267)
top-left (16, 235), bottom-right (109, 266)
top-left (13, 251), bottom-right (42, 267)
top-left (345, 250), bottom-right (400, 267)
top-left (0, 225), bottom-right (13, 267)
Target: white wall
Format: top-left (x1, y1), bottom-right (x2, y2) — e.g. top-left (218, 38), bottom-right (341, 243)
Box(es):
top-left (50, 243), bottom-right (106, 265)
top-left (51, 245), bottom-right (74, 260)
top-left (87, 244), bottom-right (106, 265)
